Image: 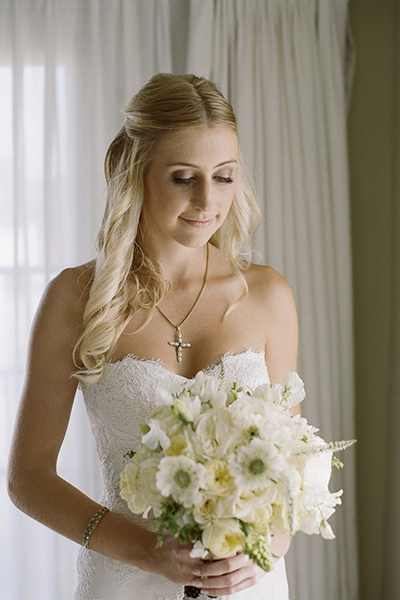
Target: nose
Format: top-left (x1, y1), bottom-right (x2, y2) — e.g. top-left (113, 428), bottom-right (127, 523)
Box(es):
top-left (192, 179), bottom-right (213, 212)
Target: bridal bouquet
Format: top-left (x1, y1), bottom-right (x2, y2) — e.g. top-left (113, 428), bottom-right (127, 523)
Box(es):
top-left (120, 367), bottom-right (354, 573)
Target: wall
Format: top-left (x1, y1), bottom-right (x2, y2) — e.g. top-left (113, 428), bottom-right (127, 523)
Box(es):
top-left (348, 1), bottom-right (396, 598)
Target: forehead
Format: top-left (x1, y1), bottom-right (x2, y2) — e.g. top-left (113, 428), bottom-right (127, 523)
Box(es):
top-left (151, 126), bottom-right (238, 165)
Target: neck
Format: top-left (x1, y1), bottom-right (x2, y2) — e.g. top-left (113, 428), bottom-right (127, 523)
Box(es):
top-left (139, 242), bottom-right (210, 287)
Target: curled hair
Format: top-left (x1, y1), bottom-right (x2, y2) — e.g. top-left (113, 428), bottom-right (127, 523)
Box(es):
top-left (73, 73), bottom-right (260, 382)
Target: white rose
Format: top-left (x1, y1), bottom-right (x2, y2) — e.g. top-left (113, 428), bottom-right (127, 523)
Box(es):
top-left (202, 519), bottom-right (244, 557)
top-left (204, 459), bottom-right (234, 496)
top-left (229, 487), bottom-right (276, 522)
top-left (193, 409), bottom-right (240, 460)
top-left (137, 457), bottom-right (163, 510)
top-left (193, 495), bottom-right (220, 525)
top-left (164, 431), bottom-right (195, 459)
top-left (120, 463), bottom-right (149, 515)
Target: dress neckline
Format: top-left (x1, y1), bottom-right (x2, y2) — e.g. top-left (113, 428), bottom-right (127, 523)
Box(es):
top-left (106, 348), bottom-right (266, 381)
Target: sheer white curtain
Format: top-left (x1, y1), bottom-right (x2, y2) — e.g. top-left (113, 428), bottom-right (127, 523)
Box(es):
top-left (1, 1), bottom-right (357, 599)
top-left (0, 1), bottom-right (171, 599)
top-left (186, 1), bottom-right (357, 599)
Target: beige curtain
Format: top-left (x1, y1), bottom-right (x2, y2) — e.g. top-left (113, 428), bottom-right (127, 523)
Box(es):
top-left (383, 6), bottom-right (400, 597)
top-left (186, 1), bottom-right (358, 599)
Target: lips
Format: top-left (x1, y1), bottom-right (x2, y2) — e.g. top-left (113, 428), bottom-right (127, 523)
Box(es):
top-left (181, 217), bottom-right (214, 228)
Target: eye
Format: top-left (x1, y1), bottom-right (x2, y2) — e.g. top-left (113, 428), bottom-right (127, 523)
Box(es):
top-left (172, 176), bottom-right (195, 186)
top-left (214, 176), bottom-right (234, 184)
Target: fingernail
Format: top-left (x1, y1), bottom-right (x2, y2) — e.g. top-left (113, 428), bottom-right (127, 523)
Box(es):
top-left (193, 579), bottom-right (203, 587)
top-left (193, 568), bottom-right (201, 576)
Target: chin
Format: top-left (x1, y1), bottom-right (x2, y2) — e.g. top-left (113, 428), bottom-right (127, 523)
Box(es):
top-left (177, 232), bottom-right (216, 249)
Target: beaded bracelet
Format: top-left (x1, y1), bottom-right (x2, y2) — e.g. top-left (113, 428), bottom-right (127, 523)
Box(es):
top-left (82, 507), bottom-right (109, 548)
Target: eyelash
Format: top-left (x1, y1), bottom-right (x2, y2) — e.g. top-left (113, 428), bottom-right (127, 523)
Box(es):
top-left (172, 176), bottom-right (234, 186)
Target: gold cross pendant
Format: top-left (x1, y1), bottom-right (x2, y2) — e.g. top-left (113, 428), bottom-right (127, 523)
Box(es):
top-left (168, 327), bottom-right (191, 362)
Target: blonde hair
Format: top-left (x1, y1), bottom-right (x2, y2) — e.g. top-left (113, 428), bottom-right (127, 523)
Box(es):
top-left (73, 73), bottom-right (260, 382)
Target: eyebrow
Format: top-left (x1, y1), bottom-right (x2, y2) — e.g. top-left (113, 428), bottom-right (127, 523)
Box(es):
top-left (166, 160), bottom-right (237, 168)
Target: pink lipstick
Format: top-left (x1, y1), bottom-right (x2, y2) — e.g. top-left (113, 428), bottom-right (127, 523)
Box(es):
top-left (181, 218), bottom-right (213, 228)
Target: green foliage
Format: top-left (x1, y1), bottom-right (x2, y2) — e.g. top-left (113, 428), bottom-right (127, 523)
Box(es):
top-left (243, 530), bottom-right (275, 572)
top-left (156, 499), bottom-right (202, 548)
top-left (332, 456), bottom-right (344, 469)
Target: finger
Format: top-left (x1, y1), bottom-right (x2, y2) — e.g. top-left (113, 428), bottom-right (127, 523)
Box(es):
top-left (195, 553), bottom-right (250, 577)
top-left (194, 565), bottom-right (254, 590)
top-left (201, 574), bottom-right (259, 597)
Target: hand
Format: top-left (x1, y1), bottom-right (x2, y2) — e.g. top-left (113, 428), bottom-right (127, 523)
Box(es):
top-left (191, 551), bottom-right (266, 597)
top-left (148, 536), bottom-right (205, 586)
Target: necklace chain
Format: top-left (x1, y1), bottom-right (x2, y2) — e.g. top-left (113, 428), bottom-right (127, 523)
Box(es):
top-left (156, 244), bottom-right (210, 362)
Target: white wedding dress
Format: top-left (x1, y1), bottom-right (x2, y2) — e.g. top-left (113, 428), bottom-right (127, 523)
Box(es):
top-left (75, 349), bottom-right (290, 600)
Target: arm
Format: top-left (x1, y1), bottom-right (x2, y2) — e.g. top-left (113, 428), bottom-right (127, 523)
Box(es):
top-left (7, 267), bottom-right (204, 585)
top-left (262, 267), bottom-right (300, 415)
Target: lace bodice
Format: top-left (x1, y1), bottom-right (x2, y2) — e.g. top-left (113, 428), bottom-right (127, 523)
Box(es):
top-left (75, 350), bottom-right (290, 600)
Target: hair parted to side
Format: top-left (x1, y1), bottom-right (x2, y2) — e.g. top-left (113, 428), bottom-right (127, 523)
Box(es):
top-left (73, 73), bottom-right (261, 382)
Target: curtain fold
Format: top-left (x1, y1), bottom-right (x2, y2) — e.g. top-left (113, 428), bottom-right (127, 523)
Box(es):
top-left (187, 2), bottom-right (357, 599)
top-left (1, 1), bottom-right (357, 599)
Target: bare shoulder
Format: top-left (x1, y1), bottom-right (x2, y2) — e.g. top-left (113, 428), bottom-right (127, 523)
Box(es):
top-left (41, 262), bottom-right (94, 318)
top-left (26, 262), bottom-right (95, 377)
top-left (245, 263), bottom-right (296, 314)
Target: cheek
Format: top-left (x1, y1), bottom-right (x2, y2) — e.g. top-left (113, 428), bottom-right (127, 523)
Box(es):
top-left (223, 188), bottom-right (236, 213)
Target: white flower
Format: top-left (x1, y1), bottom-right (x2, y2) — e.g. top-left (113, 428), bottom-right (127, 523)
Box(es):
top-left (120, 463), bottom-right (150, 515)
top-left (253, 383), bottom-right (283, 404)
top-left (191, 409), bottom-right (240, 460)
top-left (253, 373), bottom-right (305, 408)
top-left (172, 391), bottom-right (201, 424)
top-left (229, 438), bottom-right (286, 491)
top-left (150, 405), bottom-right (183, 437)
top-left (142, 419), bottom-right (171, 450)
top-left (121, 369), bottom-right (351, 562)
top-left (156, 455), bottom-right (206, 508)
top-left (271, 470), bottom-right (303, 534)
top-left (190, 540), bottom-right (209, 559)
top-left (155, 380), bottom-right (186, 406)
top-left (226, 487), bottom-right (276, 522)
top-left (204, 459), bottom-right (234, 496)
top-left (202, 518), bottom-right (244, 557)
top-left (174, 506), bottom-right (197, 529)
top-left (281, 372), bottom-right (306, 407)
top-left (193, 495), bottom-right (220, 525)
top-left (137, 457), bottom-right (163, 510)
top-left (299, 489), bottom-right (342, 539)
top-left (191, 371), bottom-right (228, 409)
top-left (164, 430), bottom-right (195, 459)
top-left (301, 449), bottom-right (333, 499)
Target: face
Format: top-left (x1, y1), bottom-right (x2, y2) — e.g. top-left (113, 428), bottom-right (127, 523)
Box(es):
top-left (140, 126), bottom-right (238, 252)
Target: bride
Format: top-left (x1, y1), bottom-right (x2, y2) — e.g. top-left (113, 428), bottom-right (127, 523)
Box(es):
top-left (7, 73), bottom-right (299, 599)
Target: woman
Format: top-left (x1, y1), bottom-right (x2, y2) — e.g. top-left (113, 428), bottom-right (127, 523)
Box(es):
top-left (7, 73), bottom-right (299, 600)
